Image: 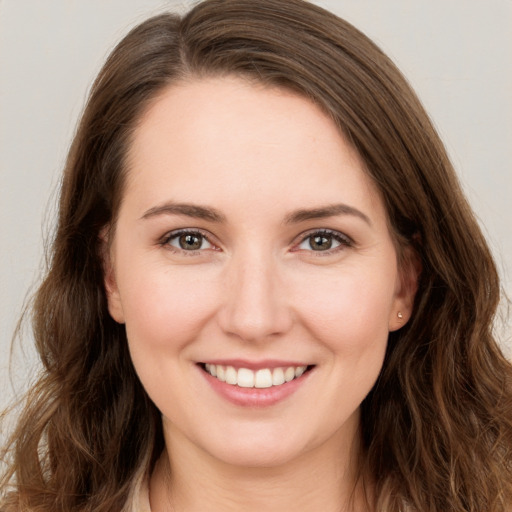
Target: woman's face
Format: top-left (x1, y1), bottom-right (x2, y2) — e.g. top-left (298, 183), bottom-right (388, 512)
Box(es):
top-left (105, 77), bottom-right (416, 468)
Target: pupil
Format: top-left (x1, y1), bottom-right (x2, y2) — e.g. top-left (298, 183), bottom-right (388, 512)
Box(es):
top-left (179, 234), bottom-right (202, 250)
top-left (311, 234), bottom-right (332, 250)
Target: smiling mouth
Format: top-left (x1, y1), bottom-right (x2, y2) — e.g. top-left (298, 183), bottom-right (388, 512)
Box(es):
top-left (200, 363), bottom-right (314, 389)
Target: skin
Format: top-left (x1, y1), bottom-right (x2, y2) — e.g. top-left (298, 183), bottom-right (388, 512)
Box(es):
top-left (104, 76), bottom-right (418, 511)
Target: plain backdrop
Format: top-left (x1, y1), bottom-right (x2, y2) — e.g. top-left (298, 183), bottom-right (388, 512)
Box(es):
top-left (1, 0), bottom-right (511, 407)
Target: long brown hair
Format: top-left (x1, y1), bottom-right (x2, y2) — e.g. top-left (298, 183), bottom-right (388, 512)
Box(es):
top-left (2, 1), bottom-right (511, 510)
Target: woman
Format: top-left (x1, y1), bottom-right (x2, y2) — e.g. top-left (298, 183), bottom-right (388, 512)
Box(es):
top-left (1, 0), bottom-right (511, 510)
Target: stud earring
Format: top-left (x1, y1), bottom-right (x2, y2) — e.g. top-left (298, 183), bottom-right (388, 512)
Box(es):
top-left (397, 312), bottom-right (403, 319)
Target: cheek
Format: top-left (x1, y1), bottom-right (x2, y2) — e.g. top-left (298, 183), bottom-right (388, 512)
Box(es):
top-left (296, 261), bottom-right (398, 353)
top-left (118, 262), bottom-right (220, 354)
top-left (118, 264), bottom-right (222, 409)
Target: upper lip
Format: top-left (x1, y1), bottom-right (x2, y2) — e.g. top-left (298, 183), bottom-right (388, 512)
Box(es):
top-left (198, 359), bottom-right (312, 371)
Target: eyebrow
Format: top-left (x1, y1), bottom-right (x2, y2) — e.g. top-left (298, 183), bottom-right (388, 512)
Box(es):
top-left (140, 202), bottom-right (226, 223)
top-left (140, 201), bottom-right (371, 226)
top-left (284, 203), bottom-right (372, 226)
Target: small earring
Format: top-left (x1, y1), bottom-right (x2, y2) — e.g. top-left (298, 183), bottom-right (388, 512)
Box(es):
top-left (397, 312), bottom-right (403, 319)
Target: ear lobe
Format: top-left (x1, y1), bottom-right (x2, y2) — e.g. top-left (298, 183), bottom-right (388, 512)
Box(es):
top-left (99, 227), bottom-right (125, 324)
top-left (389, 246), bottom-right (421, 332)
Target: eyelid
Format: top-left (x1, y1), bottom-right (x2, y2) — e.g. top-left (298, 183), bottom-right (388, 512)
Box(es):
top-left (159, 228), bottom-right (220, 252)
top-left (291, 228), bottom-right (354, 254)
top-left (158, 227), bottom-right (353, 255)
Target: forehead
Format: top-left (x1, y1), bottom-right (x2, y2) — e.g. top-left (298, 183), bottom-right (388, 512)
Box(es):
top-left (123, 76), bottom-right (386, 224)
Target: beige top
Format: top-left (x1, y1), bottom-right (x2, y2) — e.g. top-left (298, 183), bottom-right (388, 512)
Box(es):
top-left (123, 468), bottom-right (151, 512)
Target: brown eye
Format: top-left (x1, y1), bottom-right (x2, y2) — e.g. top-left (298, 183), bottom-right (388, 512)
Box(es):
top-left (296, 230), bottom-right (352, 253)
top-left (164, 230), bottom-right (214, 251)
top-left (179, 233), bottom-right (203, 250)
top-left (309, 234), bottom-right (333, 251)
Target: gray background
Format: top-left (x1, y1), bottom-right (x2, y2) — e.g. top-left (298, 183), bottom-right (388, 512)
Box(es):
top-left (1, 0), bottom-right (511, 406)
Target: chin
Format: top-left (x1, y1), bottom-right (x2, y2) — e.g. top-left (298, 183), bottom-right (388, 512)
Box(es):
top-left (210, 441), bottom-right (305, 469)
top-left (196, 423), bottom-right (326, 470)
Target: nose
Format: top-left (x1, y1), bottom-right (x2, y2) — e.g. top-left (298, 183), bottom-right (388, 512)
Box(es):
top-left (217, 248), bottom-right (293, 342)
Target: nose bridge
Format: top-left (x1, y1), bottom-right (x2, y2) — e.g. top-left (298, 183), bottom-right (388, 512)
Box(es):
top-left (219, 244), bottom-right (291, 341)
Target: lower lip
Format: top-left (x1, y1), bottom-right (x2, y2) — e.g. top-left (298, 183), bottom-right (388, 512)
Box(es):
top-left (199, 366), bottom-right (313, 407)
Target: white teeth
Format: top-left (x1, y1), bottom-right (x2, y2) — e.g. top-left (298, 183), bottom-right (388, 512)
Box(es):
top-left (216, 365), bottom-right (226, 382)
top-left (237, 368), bottom-right (255, 388)
top-left (204, 364), bottom-right (309, 388)
top-left (272, 367), bottom-right (285, 386)
top-left (295, 366), bottom-right (306, 378)
top-left (284, 367), bottom-right (295, 382)
top-left (225, 366), bottom-right (237, 385)
top-left (255, 369), bottom-right (272, 388)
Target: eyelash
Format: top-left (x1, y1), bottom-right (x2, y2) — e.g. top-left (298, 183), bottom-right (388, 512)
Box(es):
top-left (293, 229), bottom-right (354, 255)
top-left (159, 229), bottom-right (217, 254)
top-left (159, 228), bottom-right (354, 255)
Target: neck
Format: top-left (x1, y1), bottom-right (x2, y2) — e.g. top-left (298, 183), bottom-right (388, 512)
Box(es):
top-left (149, 420), bottom-right (371, 512)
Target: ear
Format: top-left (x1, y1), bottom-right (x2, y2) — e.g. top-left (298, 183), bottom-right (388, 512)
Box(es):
top-left (389, 246), bottom-right (421, 332)
top-left (99, 227), bottom-right (125, 324)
